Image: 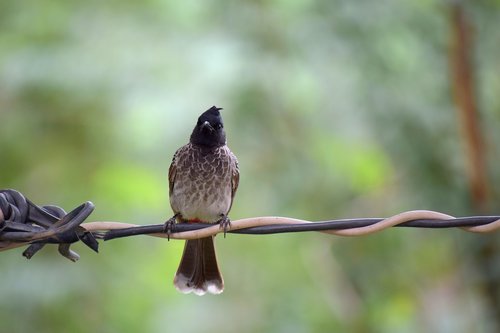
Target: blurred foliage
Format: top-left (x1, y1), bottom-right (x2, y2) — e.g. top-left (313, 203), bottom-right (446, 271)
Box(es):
top-left (1, 0), bottom-right (499, 332)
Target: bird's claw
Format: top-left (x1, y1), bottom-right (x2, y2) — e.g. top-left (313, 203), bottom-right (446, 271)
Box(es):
top-left (218, 215), bottom-right (231, 238)
top-left (163, 214), bottom-right (179, 241)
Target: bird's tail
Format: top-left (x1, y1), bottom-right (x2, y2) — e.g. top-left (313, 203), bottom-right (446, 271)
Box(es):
top-left (173, 236), bottom-right (224, 295)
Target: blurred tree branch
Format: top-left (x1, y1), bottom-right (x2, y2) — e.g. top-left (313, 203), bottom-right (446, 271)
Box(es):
top-left (449, 3), bottom-right (499, 330)
top-left (449, 2), bottom-right (489, 211)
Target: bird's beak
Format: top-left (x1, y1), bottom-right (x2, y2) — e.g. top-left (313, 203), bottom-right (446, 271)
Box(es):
top-left (201, 121), bottom-right (214, 132)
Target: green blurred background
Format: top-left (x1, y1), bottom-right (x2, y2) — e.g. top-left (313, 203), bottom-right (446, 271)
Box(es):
top-left (1, 1), bottom-right (499, 332)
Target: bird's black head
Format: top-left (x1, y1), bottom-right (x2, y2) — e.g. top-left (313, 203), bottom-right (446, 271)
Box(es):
top-left (190, 106), bottom-right (226, 148)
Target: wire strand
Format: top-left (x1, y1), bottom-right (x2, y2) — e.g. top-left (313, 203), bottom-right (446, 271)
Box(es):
top-left (83, 210), bottom-right (500, 242)
top-left (1, 189), bottom-right (499, 261)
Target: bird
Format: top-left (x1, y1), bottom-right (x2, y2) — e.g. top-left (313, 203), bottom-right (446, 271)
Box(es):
top-left (166, 106), bottom-right (239, 295)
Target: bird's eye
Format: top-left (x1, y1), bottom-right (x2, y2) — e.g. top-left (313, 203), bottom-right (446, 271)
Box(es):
top-left (215, 123), bottom-right (223, 129)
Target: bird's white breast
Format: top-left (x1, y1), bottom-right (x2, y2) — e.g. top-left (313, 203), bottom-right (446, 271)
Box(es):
top-left (169, 144), bottom-right (235, 223)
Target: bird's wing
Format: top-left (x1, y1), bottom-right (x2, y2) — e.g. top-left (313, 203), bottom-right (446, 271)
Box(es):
top-left (168, 149), bottom-right (179, 196)
top-left (229, 153), bottom-right (240, 211)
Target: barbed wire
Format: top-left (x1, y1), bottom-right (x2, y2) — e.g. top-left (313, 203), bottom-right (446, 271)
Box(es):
top-left (0, 189), bottom-right (98, 261)
top-left (1, 189), bottom-right (499, 261)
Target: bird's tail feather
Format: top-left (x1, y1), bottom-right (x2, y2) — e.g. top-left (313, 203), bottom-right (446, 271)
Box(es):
top-left (173, 237), bottom-right (224, 295)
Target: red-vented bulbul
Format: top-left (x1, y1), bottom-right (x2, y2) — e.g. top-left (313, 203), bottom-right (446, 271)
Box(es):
top-left (167, 106), bottom-right (239, 295)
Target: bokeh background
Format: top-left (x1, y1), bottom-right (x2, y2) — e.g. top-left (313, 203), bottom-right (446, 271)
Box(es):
top-left (1, 1), bottom-right (499, 332)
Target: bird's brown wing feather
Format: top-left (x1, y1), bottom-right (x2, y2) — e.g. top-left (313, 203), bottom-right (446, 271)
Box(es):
top-left (168, 150), bottom-right (178, 197)
top-left (229, 153), bottom-right (240, 212)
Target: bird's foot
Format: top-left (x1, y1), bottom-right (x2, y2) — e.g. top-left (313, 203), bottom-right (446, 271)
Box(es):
top-left (163, 214), bottom-right (179, 241)
top-left (217, 215), bottom-right (231, 238)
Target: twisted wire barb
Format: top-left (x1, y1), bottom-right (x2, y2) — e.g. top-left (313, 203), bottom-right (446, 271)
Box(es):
top-left (0, 189), bottom-right (98, 261)
top-left (1, 189), bottom-right (499, 261)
